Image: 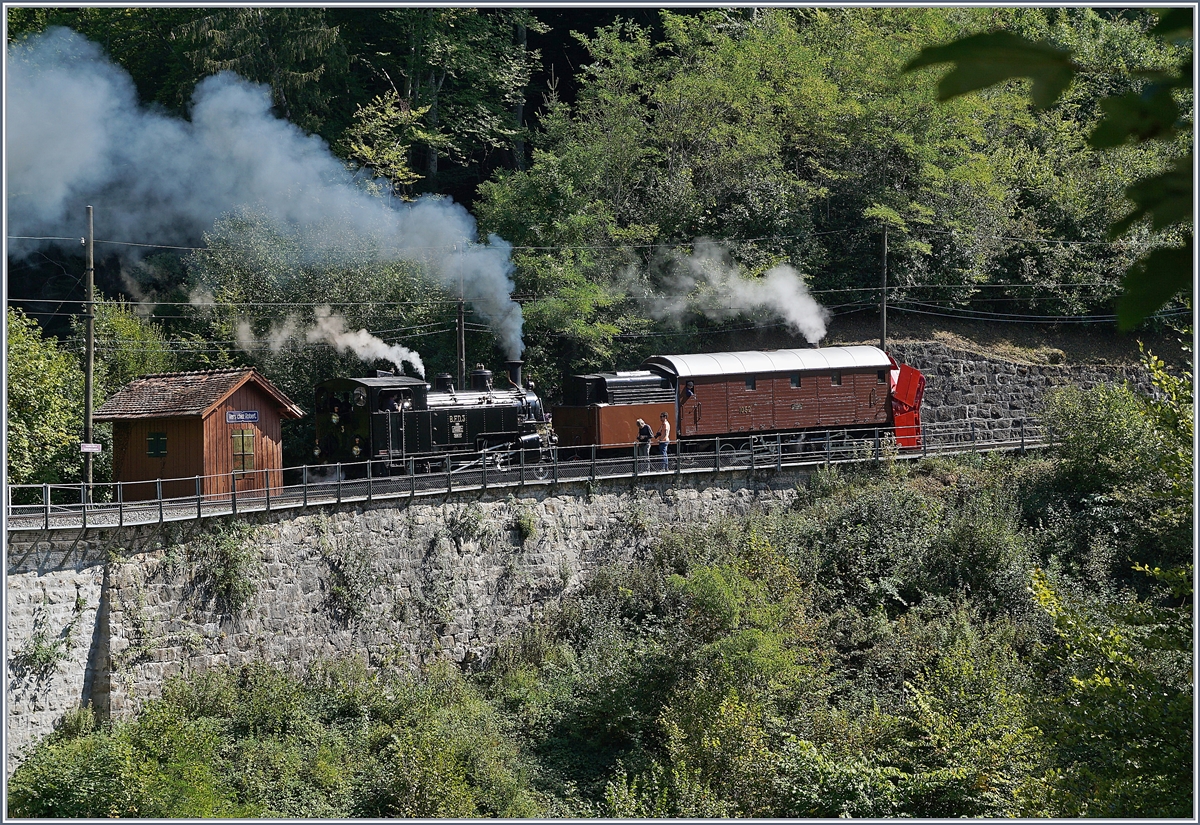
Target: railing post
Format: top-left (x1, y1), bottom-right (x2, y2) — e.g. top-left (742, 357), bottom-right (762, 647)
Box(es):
top-left (776, 434), bottom-right (782, 472)
top-left (519, 444), bottom-right (525, 485)
top-left (970, 421), bottom-right (977, 451)
top-left (266, 468), bottom-right (272, 511)
top-left (447, 456), bottom-right (453, 493)
top-left (715, 436), bottom-right (721, 472)
top-left (633, 443), bottom-right (639, 480)
top-left (303, 465), bottom-right (309, 508)
top-left (409, 458), bottom-right (416, 496)
top-left (118, 481), bottom-right (124, 528)
top-left (922, 427), bottom-right (928, 458)
top-left (81, 483), bottom-right (87, 530)
top-left (43, 484), bottom-right (50, 530)
top-left (336, 464), bottom-right (342, 503)
top-left (157, 479), bottom-right (163, 524)
top-left (750, 438), bottom-right (756, 473)
top-left (366, 459), bottom-right (373, 501)
top-left (552, 447), bottom-right (558, 485)
top-left (231, 473), bottom-right (237, 516)
top-left (1020, 420), bottom-right (1025, 453)
top-left (481, 449), bottom-right (488, 490)
top-left (676, 442), bottom-right (682, 480)
top-left (195, 476), bottom-right (202, 519)
top-left (874, 428), bottom-right (880, 460)
top-left (590, 444), bottom-right (597, 481)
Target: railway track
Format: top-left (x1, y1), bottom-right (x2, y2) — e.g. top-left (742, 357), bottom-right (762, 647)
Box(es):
top-left (6, 420), bottom-right (1047, 532)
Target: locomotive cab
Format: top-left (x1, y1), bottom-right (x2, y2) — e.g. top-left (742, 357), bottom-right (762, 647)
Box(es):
top-left (313, 364), bottom-right (551, 474)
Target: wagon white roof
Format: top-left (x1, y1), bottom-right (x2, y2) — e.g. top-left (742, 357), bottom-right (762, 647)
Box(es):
top-left (643, 346), bottom-right (892, 378)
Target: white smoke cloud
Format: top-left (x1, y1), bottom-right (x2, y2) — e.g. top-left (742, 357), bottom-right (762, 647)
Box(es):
top-left (229, 307), bottom-right (426, 377)
top-left (305, 306), bottom-right (425, 377)
top-left (7, 27), bottom-right (524, 358)
top-left (650, 239), bottom-right (830, 344)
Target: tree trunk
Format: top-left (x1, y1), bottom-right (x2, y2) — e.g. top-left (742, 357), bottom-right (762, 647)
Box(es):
top-left (511, 22), bottom-right (527, 171)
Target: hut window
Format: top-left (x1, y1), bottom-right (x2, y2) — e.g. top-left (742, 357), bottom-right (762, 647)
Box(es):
top-left (790, 373), bottom-right (801, 388)
top-left (877, 369), bottom-right (888, 384)
top-left (147, 432), bottom-right (167, 457)
top-left (745, 376), bottom-right (757, 390)
top-left (232, 429), bottom-right (255, 474)
top-left (830, 372), bottom-right (842, 386)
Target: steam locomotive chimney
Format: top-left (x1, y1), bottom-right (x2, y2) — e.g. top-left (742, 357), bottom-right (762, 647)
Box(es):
top-left (506, 360), bottom-right (524, 388)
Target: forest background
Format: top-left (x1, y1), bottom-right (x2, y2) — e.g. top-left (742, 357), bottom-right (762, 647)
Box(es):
top-left (5, 5), bottom-right (1192, 481)
top-left (3, 7), bottom-right (1194, 818)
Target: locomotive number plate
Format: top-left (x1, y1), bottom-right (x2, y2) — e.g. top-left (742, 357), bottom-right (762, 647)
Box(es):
top-left (738, 406), bottom-right (752, 415)
top-left (790, 402), bottom-right (804, 411)
top-left (449, 414), bottom-right (466, 440)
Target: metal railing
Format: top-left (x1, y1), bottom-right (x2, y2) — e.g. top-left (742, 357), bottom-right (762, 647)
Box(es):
top-left (5, 418), bottom-right (1046, 532)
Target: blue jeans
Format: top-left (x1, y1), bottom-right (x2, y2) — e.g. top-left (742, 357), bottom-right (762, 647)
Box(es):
top-left (659, 442), bottom-right (670, 469)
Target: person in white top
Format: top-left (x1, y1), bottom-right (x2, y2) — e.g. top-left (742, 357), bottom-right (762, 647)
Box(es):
top-left (655, 412), bottom-right (671, 470)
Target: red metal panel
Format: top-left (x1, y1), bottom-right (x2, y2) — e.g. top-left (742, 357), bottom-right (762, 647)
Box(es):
top-left (597, 402), bottom-right (675, 448)
top-left (768, 375), bottom-right (820, 430)
top-left (688, 379), bottom-right (729, 436)
top-left (891, 364), bottom-right (926, 448)
top-left (816, 375), bottom-right (856, 427)
top-left (851, 371), bottom-right (890, 425)
top-left (726, 376), bottom-right (774, 432)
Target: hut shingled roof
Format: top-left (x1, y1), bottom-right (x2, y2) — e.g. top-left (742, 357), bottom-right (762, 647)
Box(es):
top-left (94, 368), bottom-right (303, 421)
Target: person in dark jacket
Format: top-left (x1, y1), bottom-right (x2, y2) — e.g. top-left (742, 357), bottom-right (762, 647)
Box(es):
top-left (635, 418), bottom-right (653, 469)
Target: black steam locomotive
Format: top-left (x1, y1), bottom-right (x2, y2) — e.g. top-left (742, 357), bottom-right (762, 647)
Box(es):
top-left (313, 361), bottom-right (552, 474)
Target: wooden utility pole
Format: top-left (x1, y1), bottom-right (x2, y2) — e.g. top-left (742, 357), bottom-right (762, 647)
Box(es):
top-left (880, 222), bottom-right (888, 351)
top-left (457, 298), bottom-right (466, 390)
top-left (83, 205), bottom-right (95, 490)
top-left (457, 245), bottom-right (465, 389)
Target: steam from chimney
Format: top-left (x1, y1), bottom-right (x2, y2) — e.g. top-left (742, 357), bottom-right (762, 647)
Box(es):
top-left (648, 239), bottom-right (830, 344)
top-left (7, 27), bottom-right (524, 359)
top-left (229, 307), bottom-right (426, 377)
top-left (306, 306), bottom-right (425, 377)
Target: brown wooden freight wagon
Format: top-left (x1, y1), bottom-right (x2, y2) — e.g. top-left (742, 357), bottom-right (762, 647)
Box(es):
top-left (642, 347), bottom-right (894, 439)
top-left (94, 368), bottom-right (302, 501)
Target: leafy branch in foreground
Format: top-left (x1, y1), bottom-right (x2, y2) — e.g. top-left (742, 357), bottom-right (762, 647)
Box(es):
top-left (904, 9), bottom-right (1193, 330)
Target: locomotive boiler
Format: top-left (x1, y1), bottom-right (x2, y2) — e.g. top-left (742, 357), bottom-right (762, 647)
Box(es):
top-left (552, 345), bottom-right (925, 454)
top-left (313, 361), bottom-right (551, 473)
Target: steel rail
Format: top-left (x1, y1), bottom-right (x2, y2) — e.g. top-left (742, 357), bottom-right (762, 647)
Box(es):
top-left (5, 421), bottom-right (1048, 532)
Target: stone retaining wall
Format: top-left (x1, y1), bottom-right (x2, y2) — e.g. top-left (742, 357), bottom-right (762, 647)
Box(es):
top-left (889, 341), bottom-right (1151, 436)
top-left (5, 471), bottom-right (804, 770)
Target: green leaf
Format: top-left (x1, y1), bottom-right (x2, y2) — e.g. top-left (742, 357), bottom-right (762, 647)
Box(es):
top-left (1110, 153), bottom-right (1193, 236)
top-left (1088, 86), bottom-right (1180, 147)
top-left (903, 32), bottom-right (1076, 109)
top-left (1117, 237), bottom-right (1193, 331)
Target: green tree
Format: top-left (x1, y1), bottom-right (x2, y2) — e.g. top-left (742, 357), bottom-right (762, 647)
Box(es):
top-left (5, 308), bottom-right (85, 487)
top-left (177, 8), bottom-right (349, 136)
top-left (904, 8), bottom-right (1192, 328)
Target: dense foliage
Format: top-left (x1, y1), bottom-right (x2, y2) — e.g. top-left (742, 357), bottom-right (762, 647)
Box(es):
top-left (6, 9), bottom-right (1190, 407)
top-left (9, 357), bottom-right (1191, 817)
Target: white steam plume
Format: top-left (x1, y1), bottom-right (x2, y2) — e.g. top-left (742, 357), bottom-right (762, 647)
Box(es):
top-left (305, 306), bottom-right (425, 377)
top-left (228, 308), bottom-right (425, 377)
top-left (7, 28), bottom-right (523, 358)
top-left (651, 239), bottom-right (830, 344)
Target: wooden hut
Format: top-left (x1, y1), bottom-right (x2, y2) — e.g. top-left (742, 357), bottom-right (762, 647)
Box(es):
top-left (94, 368), bottom-right (302, 501)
